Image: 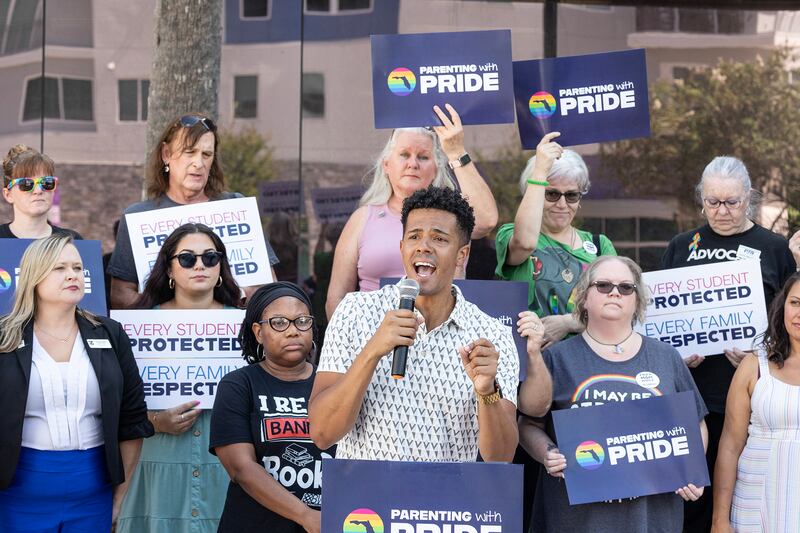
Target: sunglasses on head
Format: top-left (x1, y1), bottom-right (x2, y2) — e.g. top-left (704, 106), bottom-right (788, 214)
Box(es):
top-left (179, 115), bottom-right (217, 133)
top-left (591, 280), bottom-right (637, 296)
top-left (171, 251), bottom-right (224, 269)
top-left (544, 189), bottom-right (582, 204)
top-left (6, 176), bottom-right (58, 192)
top-left (258, 315), bottom-right (314, 332)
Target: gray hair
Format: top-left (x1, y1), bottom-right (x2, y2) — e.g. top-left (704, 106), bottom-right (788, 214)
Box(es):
top-left (572, 256), bottom-right (649, 327)
top-left (696, 156), bottom-right (760, 217)
top-left (360, 127), bottom-right (454, 206)
top-left (518, 149), bottom-right (590, 194)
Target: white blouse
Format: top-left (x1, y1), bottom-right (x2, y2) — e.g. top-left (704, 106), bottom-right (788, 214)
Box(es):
top-left (22, 332), bottom-right (104, 450)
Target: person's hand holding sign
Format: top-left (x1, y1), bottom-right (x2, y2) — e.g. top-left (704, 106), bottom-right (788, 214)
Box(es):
top-left (723, 347), bottom-right (749, 369)
top-left (533, 131), bottom-right (563, 176)
top-left (675, 483), bottom-right (704, 501)
top-left (789, 229), bottom-right (800, 266)
top-left (684, 354), bottom-right (705, 368)
top-left (151, 400), bottom-right (201, 435)
top-left (543, 443), bottom-right (567, 478)
top-left (432, 104), bottom-right (467, 160)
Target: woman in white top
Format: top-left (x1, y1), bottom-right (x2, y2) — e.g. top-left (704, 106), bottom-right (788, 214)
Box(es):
top-left (0, 234), bottom-right (152, 532)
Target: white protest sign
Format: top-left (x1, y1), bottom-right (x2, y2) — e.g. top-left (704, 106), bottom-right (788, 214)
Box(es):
top-left (112, 309), bottom-right (247, 409)
top-left (635, 259), bottom-right (767, 358)
top-left (125, 197), bottom-right (273, 291)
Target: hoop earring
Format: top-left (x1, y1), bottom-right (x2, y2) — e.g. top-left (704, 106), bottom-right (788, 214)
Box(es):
top-left (216, 277), bottom-right (222, 287)
top-left (169, 278), bottom-right (174, 289)
top-left (256, 343), bottom-right (265, 361)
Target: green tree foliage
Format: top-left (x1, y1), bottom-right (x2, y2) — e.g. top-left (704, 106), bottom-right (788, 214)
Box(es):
top-left (475, 133), bottom-right (530, 234)
top-left (601, 49), bottom-right (800, 231)
top-left (217, 126), bottom-right (276, 197)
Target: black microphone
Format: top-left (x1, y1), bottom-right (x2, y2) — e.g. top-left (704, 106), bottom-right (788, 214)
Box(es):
top-left (391, 278), bottom-right (420, 379)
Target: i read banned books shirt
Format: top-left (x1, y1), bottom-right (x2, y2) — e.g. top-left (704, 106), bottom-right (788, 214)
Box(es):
top-left (661, 223), bottom-right (795, 412)
top-left (210, 364), bottom-right (334, 533)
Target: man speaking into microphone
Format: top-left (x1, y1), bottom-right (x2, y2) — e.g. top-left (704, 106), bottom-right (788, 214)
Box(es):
top-left (309, 187), bottom-right (550, 462)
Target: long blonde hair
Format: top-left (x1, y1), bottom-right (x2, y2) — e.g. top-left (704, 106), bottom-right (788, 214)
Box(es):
top-left (0, 234), bottom-right (97, 352)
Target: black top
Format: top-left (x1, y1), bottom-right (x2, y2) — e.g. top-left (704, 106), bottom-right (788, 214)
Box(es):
top-left (0, 312), bottom-right (153, 489)
top-left (0, 222), bottom-right (83, 240)
top-left (210, 363), bottom-right (334, 533)
top-left (661, 223), bottom-right (796, 412)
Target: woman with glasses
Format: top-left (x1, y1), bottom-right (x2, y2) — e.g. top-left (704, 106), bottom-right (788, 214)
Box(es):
top-left (1, 146), bottom-right (83, 239)
top-left (521, 256), bottom-right (708, 532)
top-left (496, 132), bottom-right (616, 347)
top-left (107, 113), bottom-right (279, 309)
top-left (326, 104), bottom-right (498, 318)
top-left (211, 282), bottom-right (334, 533)
top-left (660, 156), bottom-right (796, 533)
top-left (116, 223), bottom-right (242, 533)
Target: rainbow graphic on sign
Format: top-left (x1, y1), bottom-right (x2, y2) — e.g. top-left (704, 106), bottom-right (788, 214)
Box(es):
top-left (387, 68), bottom-right (416, 96)
top-left (529, 91), bottom-right (556, 118)
top-left (575, 440), bottom-right (605, 470)
top-left (343, 508), bottom-right (385, 533)
top-left (0, 268), bottom-right (11, 292)
top-left (571, 374), bottom-right (663, 403)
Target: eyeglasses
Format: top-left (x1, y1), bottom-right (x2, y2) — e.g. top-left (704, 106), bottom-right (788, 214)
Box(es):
top-left (179, 115), bottom-right (217, 133)
top-left (258, 315), bottom-right (314, 332)
top-left (703, 197), bottom-right (743, 210)
top-left (170, 251), bottom-right (224, 268)
top-left (544, 189), bottom-right (582, 204)
top-left (590, 280), bottom-right (637, 296)
top-left (5, 176), bottom-right (58, 192)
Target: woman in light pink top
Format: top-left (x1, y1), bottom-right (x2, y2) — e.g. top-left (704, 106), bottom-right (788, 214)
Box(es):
top-left (325, 104), bottom-right (498, 318)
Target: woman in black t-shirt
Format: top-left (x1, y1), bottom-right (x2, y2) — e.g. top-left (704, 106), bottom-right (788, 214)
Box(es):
top-left (210, 282), bottom-right (333, 533)
top-left (660, 156), bottom-right (796, 533)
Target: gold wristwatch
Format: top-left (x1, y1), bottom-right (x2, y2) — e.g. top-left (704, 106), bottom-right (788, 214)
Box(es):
top-left (477, 381), bottom-right (503, 405)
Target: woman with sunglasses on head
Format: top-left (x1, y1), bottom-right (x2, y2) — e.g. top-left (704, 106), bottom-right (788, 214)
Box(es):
top-left (520, 256), bottom-right (708, 532)
top-left (116, 223), bottom-right (242, 533)
top-left (1, 146), bottom-right (82, 239)
top-left (496, 132), bottom-right (615, 348)
top-left (107, 113), bottom-right (279, 309)
top-left (210, 282), bottom-right (334, 533)
top-left (660, 156), bottom-right (796, 533)
top-left (0, 234), bottom-right (151, 531)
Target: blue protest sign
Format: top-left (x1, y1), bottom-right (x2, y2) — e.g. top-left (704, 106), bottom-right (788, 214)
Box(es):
top-left (552, 392), bottom-right (709, 505)
top-left (0, 238), bottom-right (107, 316)
top-left (258, 180), bottom-right (300, 215)
top-left (323, 459), bottom-right (522, 533)
top-left (381, 278), bottom-right (529, 380)
top-left (310, 185), bottom-right (364, 223)
top-left (371, 30), bottom-right (515, 128)
top-left (513, 49), bottom-right (650, 148)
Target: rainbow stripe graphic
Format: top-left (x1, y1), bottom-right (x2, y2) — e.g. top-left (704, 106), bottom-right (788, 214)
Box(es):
top-left (688, 232), bottom-right (701, 251)
top-left (575, 440), bottom-right (605, 470)
top-left (0, 268), bottom-right (11, 292)
top-left (529, 91), bottom-right (557, 118)
top-left (571, 374), bottom-right (662, 403)
top-left (343, 508), bottom-right (384, 533)
top-left (387, 68), bottom-right (416, 96)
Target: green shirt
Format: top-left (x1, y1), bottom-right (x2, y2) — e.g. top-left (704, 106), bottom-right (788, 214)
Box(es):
top-left (495, 223), bottom-right (616, 316)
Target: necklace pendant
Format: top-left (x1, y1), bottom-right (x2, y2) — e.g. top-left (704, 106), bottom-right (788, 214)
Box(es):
top-left (613, 344), bottom-right (624, 354)
top-left (561, 268), bottom-right (574, 283)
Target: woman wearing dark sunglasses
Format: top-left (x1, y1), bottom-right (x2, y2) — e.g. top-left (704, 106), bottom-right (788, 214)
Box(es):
top-left (1, 146), bottom-right (82, 240)
top-left (496, 132), bottom-right (616, 348)
top-left (520, 256), bottom-right (709, 533)
top-left (210, 282), bottom-right (334, 533)
top-left (107, 112), bottom-right (279, 309)
top-left (116, 223), bottom-right (242, 533)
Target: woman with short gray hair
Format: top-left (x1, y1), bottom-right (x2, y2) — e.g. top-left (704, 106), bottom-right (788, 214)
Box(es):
top-left (496, 132), bottom-right (616, 346)
top-left (660, 154), bottom-right (796, 533)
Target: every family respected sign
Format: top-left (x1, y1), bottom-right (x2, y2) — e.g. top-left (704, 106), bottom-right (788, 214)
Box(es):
top-left (0, 239), bottom-right (107, 316)
top-left (635, 259), bottom-right (767, 358)
top-left (553, 392), bottom-right (709, 505)
top-left (371, 30), bottom-right (515, 128)
top-left (125, 197), bottom-right (273, 291)
top-left (110, 309), bottom-right (246, 409)
top-left (513, 49), bottom-right (650, 148)
top-left (323, 459), bottom-right (522, 533)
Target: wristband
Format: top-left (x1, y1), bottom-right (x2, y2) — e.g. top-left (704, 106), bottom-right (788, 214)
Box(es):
top-left (526, 179), bottom-right (549, 187)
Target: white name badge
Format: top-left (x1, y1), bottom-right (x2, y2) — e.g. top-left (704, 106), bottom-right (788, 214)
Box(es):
top-left (736, 245), bottom-right (761, 261)
top-left (87, 339), bottom-right (112, 349)
top-left (17, 340), bottom-right (25, 349)
top-left (583, 240), bottom-right (598, 255)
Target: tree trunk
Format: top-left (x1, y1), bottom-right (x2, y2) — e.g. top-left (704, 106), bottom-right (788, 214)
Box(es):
top-left (145, 0), bottom-right (221, 159)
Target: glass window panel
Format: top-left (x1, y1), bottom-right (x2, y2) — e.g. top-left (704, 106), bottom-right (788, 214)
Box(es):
top-left (605, 218), bottom-right (636, 242)
top-left (118, 79), bottom-right (138, 121)
top-left (5, 0), bottom-right (38, 54)
top-left (580, 217), bottom-right (603, 236)
top-left (678, 8), bottom-right (716, 33)
top-left (672, 66), bottom-right (691, 81)
top-left (306, 0), bottom-right (330, 12)
top-left (636, 7), bottom-right (674, 32)
top-left (340, 0), bottom-right (370, 10)
top-left (140, 80), bottom-right (150, 120)
top-left (23, 76), bottom-right (59, 121)
top-left (62, 78), bottom-right (93, 121)
top-left (234, 75), bottom-right (258, 119)
top-left (614, 247), bottom-right (637, 262)
top-left (242, 0), bottom-right (268, 18)
top-left (639, 247), bottom-right (668, 272)
top-left (639, 218), bottom-right (678, 241)
top-left (717, 10), bottom-right (745, 34)
top-left (302, 73), bottom-right (324, 118)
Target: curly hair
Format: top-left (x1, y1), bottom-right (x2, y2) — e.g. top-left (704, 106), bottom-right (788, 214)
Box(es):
top-left (400, 186), bottom-right (475, 245)
top-left (761, 272), bottom-right (800, 368)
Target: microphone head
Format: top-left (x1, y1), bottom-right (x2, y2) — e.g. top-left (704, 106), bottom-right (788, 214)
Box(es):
top-left (398, 278), bottom-right (420, 299)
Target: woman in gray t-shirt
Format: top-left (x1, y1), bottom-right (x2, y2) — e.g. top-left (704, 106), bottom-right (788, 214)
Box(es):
top-left (520, 256), bottom-right (708, 533)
